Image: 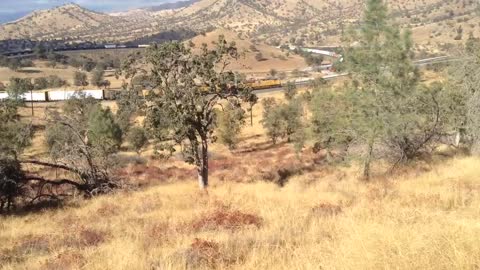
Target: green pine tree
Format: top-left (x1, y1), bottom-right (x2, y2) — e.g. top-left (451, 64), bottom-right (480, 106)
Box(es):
top-left (88, 105), bottom-right (123, 154)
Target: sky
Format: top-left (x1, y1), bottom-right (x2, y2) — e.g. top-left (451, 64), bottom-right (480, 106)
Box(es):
top-left (0, 0), bottom-right (178, 23)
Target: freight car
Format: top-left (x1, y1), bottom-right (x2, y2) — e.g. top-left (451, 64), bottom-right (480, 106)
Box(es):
top-left (22, 92), bottom-right (48, 102)
top-left (0, 91), bottom-right (48, 101)
top-left (47, 90), bottom-right (104, 101)
top-left (0, 79), bottom-right (287, 102)
top-left (0, 89), bottom-right (105, 102)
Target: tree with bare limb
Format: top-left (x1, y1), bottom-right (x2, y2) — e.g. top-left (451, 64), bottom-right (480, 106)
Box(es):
top-left (34, 96), bottom-right (122, 196)
top-left (143, 36), bottom-right (253, 189)
top-left (307, 0), bottom-right (458, 179)
top-left (0, 99), bottom-right (32, 211)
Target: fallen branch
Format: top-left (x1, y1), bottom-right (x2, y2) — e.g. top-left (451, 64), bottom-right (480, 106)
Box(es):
top-left (25, 176), bottom-right (87, 190)
top-left (21, 160), bottom-right (82, 175)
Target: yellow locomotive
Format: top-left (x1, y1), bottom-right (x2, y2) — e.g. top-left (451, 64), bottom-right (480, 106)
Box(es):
top-left (247, 79), bottom-right (282, 90)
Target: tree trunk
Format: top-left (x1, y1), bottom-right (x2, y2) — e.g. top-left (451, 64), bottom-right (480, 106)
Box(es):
top-left (250, 106), bottom-right (254, 126)
top-left (197, 139), bottom-right (209, 189)
top-left (197, 165), bottom-right (208, 189)
top-left (454, 130), bottom-right (462, 147)
top-left (7, 198), bottom-right (12, 210)
top-left (362, 136), bottom-right (375, 181)
top-left (31, 89), bottom-right (34, 116)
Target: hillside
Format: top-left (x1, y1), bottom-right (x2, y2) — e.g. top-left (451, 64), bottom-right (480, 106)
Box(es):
top-left (0, 4), bottom-right (121, 41)
top-left (0, 0), bottom-right (479, 53)
top-left (3, 155), bottom-right (480, 269)
top-left (143, 0), bottom-right (201, 12)
top-left (1, 88), bottom-right (480, 269)
top-left (0, 4), bottom-right (160, 42)
top-left (189, 29), bottom-right (307, 73)
top-left (177, 0), bottom-right (479, 54)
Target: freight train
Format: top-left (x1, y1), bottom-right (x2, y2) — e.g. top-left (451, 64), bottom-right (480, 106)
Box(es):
top-left (248, 79), bottom-right (282, 90)
top-left (2, 44), bottom-right (151, 57)
top-left (0, 80), bottom-right (284, 102)
top-left (0, 90), bottom-right (108, 102)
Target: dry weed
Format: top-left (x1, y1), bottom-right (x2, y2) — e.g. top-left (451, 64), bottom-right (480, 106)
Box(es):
top-left (191, 208), bottom-right (262, 231)
top-left (63, 228), bottom-right (107, 248)
top-left (186, 238), bottom-right (222, 268)
top-left (311, 203), bottom-right (343, 217)
top-left (42, 250), bottom-right (85, 270)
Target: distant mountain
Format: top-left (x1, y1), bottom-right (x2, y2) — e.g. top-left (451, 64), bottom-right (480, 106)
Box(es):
top-left (0, 3), bottom-right (165, 42)
top-left (143, 0), bottom-right (200, 12)
top-left (0, 0), bottom-right (478, 54)
top-left (0, 4), bottom-right (122, 41)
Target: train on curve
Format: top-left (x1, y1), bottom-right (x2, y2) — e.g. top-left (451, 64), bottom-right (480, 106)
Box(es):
top-left (0, 90), bottom-right (108, 102)
top-left (0, 80), bottom-right (284, 102)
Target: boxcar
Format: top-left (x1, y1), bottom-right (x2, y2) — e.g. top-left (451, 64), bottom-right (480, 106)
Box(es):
top-left (47, 90), bottom-right (104, 101)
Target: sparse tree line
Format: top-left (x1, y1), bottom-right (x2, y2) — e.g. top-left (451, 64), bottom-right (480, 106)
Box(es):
top-left (292, 49), bottom-right (325, 66)
top-left (0, 56), bottom-right (34, 71)
top-left (67, 54), bottom-right (121, 73)
top-left (73, 69), bottom-right (111, 88)
top-left (260, 0), bottom-right (480, 180)
top-left (0, 70), bottom-right (109, 96)
top-left (32, 76), bottom-right (67, 89)
top-left (0, 35), bottom-right (253, 211)
top-left (2, 0), bottom-right (480, 212)
top-left (1, 45), bottom-right (121, 80)
top-left (0, 49), bottom-right (117, 92)
top-left (0, 91), bottom-right (150, 211)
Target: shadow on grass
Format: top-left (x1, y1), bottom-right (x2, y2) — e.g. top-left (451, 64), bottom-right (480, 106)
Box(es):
top-left (18, 69), bottom-right (42, 74)
top-left (1, 199), bottom-right (68, 217)
top-left (235, 141), bottom-right (288, 154)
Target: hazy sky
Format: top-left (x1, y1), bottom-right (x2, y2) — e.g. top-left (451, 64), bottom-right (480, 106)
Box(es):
top-left (0, 0), bottom-right (178, 23)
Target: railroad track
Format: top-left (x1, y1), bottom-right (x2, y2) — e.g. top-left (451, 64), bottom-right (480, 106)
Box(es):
top-left (0, 56), bottom-right (458, 101)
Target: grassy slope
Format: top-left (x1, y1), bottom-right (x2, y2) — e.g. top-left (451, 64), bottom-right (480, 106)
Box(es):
top-left (189, 29), bottom-right (307, 74)
top-left (0, 61), bottom-right (125, 89)
top-left (0, 37), bottom-right (306, 88)
top-left (2, 88), bottom-right (480, 269)
top-left (1, 155), bottom-right (479, 269)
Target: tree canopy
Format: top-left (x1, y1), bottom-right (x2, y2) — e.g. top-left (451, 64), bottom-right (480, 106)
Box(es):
top-left (143, 36), bottom-right (254, 188)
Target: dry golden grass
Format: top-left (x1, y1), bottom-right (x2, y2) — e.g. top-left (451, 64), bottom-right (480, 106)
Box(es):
top-left (1, 152), bottom-right (480, 269)
top-left (190, 29), bottom-right (307, 74)
top-left (0, 62), bottom-right (126, 89)
top-left (3, 81), bottom-right (480, 269)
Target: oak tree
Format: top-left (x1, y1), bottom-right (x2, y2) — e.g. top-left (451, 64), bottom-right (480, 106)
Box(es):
top-left (144, 37), bottom-right (253, 189)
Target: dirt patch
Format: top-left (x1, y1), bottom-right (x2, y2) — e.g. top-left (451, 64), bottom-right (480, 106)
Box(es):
top-left (208, 159), bottom-right (236, 173)
top-left (114, 164), bottom-right (195, 187)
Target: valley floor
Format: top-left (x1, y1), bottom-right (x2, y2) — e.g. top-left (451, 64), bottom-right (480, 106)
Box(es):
top-left (1, 154), bottom-right (480, 270)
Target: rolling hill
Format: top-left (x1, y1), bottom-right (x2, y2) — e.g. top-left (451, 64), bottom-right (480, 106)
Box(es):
top-left (0, 3), bottom-right (160, 42)
top-left (189, 28), bottom-right (307, 73)
top-left (0, 4), bottom-right (122, 40)
top-left (0, 0), bottom-right (478, 53)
